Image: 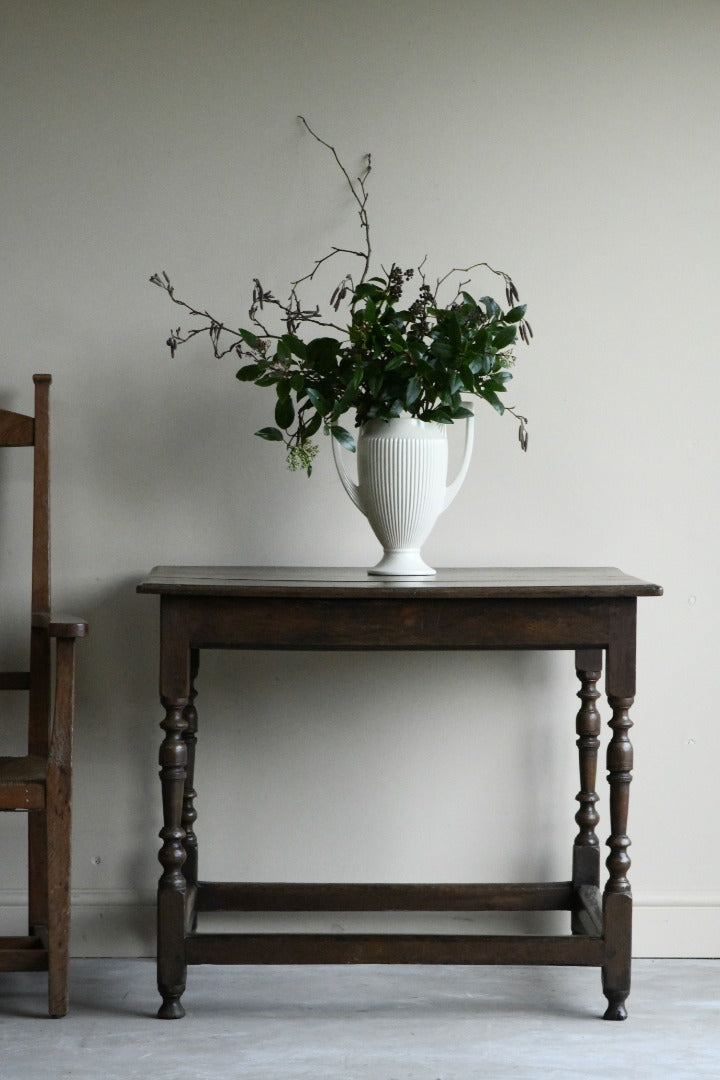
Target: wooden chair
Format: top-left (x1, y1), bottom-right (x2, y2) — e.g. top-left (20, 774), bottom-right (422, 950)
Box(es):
top-left (0, 374), bottom-right (87, 1016)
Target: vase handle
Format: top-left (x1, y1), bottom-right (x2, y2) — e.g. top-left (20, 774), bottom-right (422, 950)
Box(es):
top-left (332, 435), bottom-right (365, 515)
top-left (443, 403), bottom-right (475, 512)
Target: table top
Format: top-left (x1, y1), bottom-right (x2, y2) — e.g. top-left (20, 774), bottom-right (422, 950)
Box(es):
top-left (137, 566), bottom-right (663, 599)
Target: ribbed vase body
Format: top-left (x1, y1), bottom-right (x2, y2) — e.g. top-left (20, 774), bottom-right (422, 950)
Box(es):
top-left (357, 418), bottom-right (447, 576)
top-left (332, 410), bottom-right (475, 577)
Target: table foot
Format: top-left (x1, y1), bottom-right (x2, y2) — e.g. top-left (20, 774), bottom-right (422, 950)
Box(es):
top-left (602, 993), bottom-right (628, 1021)
top-left (158, 994), bottom-right (186, 1020)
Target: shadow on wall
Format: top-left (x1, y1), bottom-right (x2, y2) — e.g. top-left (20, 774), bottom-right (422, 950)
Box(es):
top-left (69, 578), bottom-right (162, 895)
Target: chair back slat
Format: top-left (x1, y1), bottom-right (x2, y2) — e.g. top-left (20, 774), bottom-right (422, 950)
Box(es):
top-left (0, 673), bottom-right (31, 691)
top-left (0, 411), bottom-right (35, 446)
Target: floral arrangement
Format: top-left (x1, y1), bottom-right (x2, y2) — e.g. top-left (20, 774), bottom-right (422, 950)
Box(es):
top-left (151, 118), bottom-right (532, 475)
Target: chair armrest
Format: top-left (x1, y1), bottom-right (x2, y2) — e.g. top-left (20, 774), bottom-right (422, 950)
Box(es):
top-left (32, 612), bottom-right (89, 639)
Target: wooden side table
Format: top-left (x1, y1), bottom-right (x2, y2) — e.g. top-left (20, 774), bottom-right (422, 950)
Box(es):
top-left (137, 566), bottom-right (662, 1020)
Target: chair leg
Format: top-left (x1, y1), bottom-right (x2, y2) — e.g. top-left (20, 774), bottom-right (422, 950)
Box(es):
top-left (46, 768), bottom-right (72, 1018)
top-left (28, 810), bottom-right (49, 937)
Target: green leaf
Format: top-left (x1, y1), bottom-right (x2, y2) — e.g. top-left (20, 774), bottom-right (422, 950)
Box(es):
top-left (405, 337), bottom-right (425, 362)
top-left (367, 369), bottom-right (383, 397)
top-left (482, 389), bottom-right (506, 415)
top-left (429, 338), bottom-right (454, 361)
top-left (286, 335), bottom-right (308, 360)
top-left (306, 387), bottom-right (329, 414)
top-left (491, 325), bottom-right (517, 350)
top-left (471, 328), bottom-right (489, 352)
top-left (306, 337), bottom-right (341, 370)
top-left (352, 282), bottom-right (384, 302)
top-left (239, 328), bottom-right (261, 348)
top-left (304, 411), bottom-right (322, 437)
top-left (423, 407), bottom-right (453, 424)
top-left (236, 363), bottom-right (263, 382)
top-left (446, 311), bottom-right (462, 351)
top-left (467, 352), bottom-right (492, 376)
top-left (255, 373), bottom-right (277, 388)
top-left (330, 425), bottom-right (356, 452)
top-left (405, 376), bottom-right (422, 407)
top-left (275, 394), bottom-right (295, 429)
top-left (484, 376), bottom-right (509, 394)
top-left (275, 337), bottom-right (292, 361)
top-left (348, 366), bottom-right (364, 393)
top-left (504, 304), bottom-right (527, 323)
top-left (479, 296), bottom-right (502, 319)
top-left (255, 427), bottom-right (284, 442)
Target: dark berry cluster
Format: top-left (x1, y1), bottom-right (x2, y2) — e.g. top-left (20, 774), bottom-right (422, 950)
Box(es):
top-left (408, 282), bottom-right (434, 335)
top-left (384, 264), bottom-right (415, 301)
top-left (386, 264), bottom-right (405, 302)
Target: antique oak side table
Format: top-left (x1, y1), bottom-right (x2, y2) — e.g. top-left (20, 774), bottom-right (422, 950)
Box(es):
top-left (137, 566), bottom-right (662, 1020)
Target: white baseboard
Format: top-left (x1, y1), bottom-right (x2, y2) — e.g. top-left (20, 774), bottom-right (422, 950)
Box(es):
top-left (632, 892), bottom-right (720, 958)
top-left (0, 890), bottom-right (155, 957)
top-left (1, 890), bottom-right (718, 959)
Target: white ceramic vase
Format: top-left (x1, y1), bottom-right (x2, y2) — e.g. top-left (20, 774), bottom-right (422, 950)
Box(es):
top-left (332, 406), bottom-right (475, 577)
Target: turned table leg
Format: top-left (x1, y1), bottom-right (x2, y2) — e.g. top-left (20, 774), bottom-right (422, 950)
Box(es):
top-left (182, 650), bottom-right (200, 894)
top-left (157, 697), bottom-right (188, 1019)
top-left (572, 649), bottom-right (602, 934)
top-left (602, 693), bottom-right (634, 1020)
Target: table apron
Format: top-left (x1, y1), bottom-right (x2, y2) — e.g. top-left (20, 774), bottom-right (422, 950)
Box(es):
top-left (160, 595), bottom-right (634, 652)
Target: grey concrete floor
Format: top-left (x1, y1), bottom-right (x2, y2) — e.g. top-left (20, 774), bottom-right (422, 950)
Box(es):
top-left (0, 959), bottom-right (718, 1079)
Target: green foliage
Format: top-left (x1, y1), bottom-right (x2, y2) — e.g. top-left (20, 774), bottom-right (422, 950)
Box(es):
top-left (229, 266), bottom-right (528, 460)
top-left (151, 119), bottom-right (532, 475)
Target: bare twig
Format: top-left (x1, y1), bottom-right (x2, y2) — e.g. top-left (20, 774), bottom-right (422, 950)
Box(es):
top-left (289, 245), bottom-right (365, 294)
top-left (298, 115), bottom-right (372, 284)
top-left (434, 261), bottom-right (515, 300)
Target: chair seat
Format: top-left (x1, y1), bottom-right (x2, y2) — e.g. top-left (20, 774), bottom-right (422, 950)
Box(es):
top-left (0, 755), bottom-right (47, 809)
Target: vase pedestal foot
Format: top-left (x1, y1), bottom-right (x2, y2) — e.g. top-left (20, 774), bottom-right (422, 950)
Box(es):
top-left (368, 550), bottom-right (436, 577)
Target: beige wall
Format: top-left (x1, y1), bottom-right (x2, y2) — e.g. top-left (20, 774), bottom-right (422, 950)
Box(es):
top-left (1, 0), bottom-right (718, 956)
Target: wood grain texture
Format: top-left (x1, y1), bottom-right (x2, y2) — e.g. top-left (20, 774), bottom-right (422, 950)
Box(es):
top-left (196, 881), bottom-right (576, 913)
top-left (138, 565), bottom-right (663, 598)
top-left (185, 932), bottom-right (605, 968)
